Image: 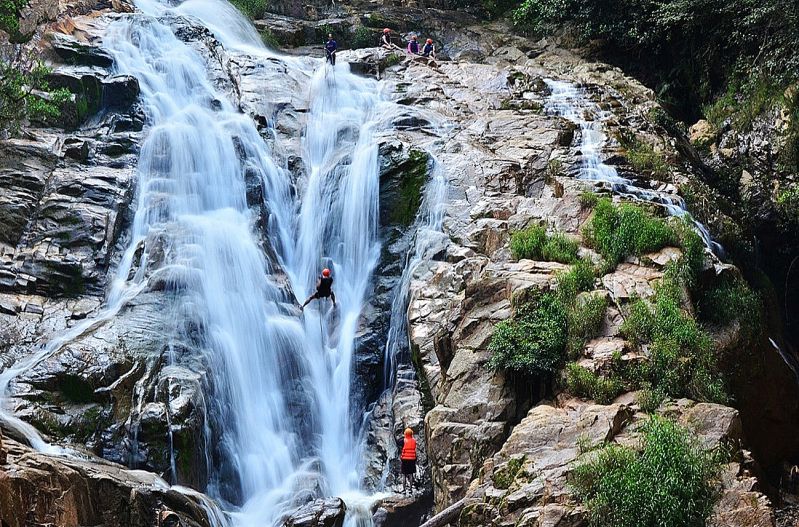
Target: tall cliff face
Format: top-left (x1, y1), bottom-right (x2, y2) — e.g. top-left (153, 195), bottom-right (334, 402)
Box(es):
top-left (1, 1), bottom-right (798, 526)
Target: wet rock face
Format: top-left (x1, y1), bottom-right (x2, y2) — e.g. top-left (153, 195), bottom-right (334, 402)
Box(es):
top-left (281, 498), bottom-right (346, 527)
top-left (0, 437), bottom-right (218, 527)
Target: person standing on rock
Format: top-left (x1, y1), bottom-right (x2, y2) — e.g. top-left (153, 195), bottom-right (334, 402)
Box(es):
top-left (301, 268), bottom-right (336, 310)
top-left (325, 34), bottom-right (337, 66)
top-left (400, 427), bottom-right (417, 494)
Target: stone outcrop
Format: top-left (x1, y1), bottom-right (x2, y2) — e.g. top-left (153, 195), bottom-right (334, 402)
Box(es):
top-left (281, 498), bottom-right (346, 527)
top-left (456, 399), bottom-right (774, 527)
top-left (0, 437), bottom-right (221, 527)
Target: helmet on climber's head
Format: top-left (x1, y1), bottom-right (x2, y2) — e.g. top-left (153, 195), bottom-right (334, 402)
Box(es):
top-left (383, 28), bottom-right (391, 33)
top-left (322, 268), bottom-right (331, 278)
top-left (426, 39), bottom-right (433, 44)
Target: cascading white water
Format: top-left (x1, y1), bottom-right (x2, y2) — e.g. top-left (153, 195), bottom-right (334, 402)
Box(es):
top-left (1, 0), bottom-right (402, 525)
top-left (544, 79), bottom-right (725, 256)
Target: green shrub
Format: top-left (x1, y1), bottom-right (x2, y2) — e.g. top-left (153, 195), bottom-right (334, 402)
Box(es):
top-left (580, 191), bottom-right (599, 209)
top-left (621, 274), bottom-right (727, 403)
top-left (583, 198), bottom-right (677, 266)
top-left (572, 416), bottom-right (721, 527)
top-left (1, 56), bottom-right (71, 135)
top-left (510, 225), bottom-right (579, 264)
top-left (566, 293), bottom-right (608, 358)
top-left (351, 25), bottom-right (374, 49)
top-left (565, 362), bottom-right (625, 404)
top-left (625, 140), bottom-right (670, 178)
top-left (776, 184), bottom-right (799, 227)
top-left (696, 275), bottom-right (762, 338)
top-left (556, 259), bottom-right (596, 304)
top-left (260, 28), bottom-right (280, 48)
top-left (489, 292), bottom-right (567, 376)
top-left (637, 385), bottom-right (666, 414)
top-left (492, 456), bottom-right (526, 489)
top-left (0, 0), bottom-right (27, 41)
top-left (228, 0), bottom-right (268, 19)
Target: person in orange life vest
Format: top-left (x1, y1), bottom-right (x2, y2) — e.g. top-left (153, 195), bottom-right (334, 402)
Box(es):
top-left (400, 427), bottom-right (417, 494)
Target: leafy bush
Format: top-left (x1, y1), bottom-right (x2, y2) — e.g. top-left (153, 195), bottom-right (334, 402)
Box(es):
top-left (565, 362), bottom-right (624, 404)
top-left (637, 385), bottom-right (666, 414)
top-left (351, 25), bottom-right (374, 49)
top-left (1, 55), bottom-right (70, 136)
top-left (572, 416), bottom-right (721, 527)
top-left (583, 198), bottom-right (676, 266)
top-left (489, 292), bottom-right (567, 376)
top-left (510, 225), bottom-right (579, 264)
top-left (580, 191), bottom-right (599, 209)
top-left (0, 0), bottom-right (28, 41)
top-left (696, 275), bottom-right (762, 338)
top-left (776, 184), bottom-right (799, 227)
top-left (621, 272), bottom-right (727, 403)
top-left (556, 259), bottom-right (596, 304)
top-left (566, 293), bottom-right (607, 358)
top-left (625, 140), bottom-right (670, 178)
top-left (228, 0), bottom-right (268, 19)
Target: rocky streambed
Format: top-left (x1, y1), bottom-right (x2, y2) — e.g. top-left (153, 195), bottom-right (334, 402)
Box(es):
top-left (1, 0), bottom-right (798, 526)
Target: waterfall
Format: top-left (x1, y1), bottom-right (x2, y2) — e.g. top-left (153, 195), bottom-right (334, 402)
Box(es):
top-left (1, 0), bottom-right (400, 524)
top-left (544, 79), bottom-right (725, 257)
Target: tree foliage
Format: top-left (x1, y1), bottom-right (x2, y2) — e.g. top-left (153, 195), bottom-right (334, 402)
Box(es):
top-left (1, 50), bottom-right (70, 136)
top-left (513, 0), bottom-right (799, 118)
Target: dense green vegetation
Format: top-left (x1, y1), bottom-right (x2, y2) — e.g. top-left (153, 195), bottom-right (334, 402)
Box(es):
top-left (489, 291), bottom-right (568, 375)
top-left (582, 198), bottom-right (676, 266)
top-left (572, 416), bottom-right (722, 527)
top-left (621, 268), bottom-right (727, 404)
top-left (1, 0), bottom-right (27, 41)
top-left (512, 0), bottom-right (798, 120)
top-left (565, 362), bottom-right (624, 404)
top-left (510, 224), bottom-right (580, 264)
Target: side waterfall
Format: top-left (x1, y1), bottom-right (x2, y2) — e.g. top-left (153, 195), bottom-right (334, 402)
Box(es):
top-left (544, 79), bottom-right (725, 256)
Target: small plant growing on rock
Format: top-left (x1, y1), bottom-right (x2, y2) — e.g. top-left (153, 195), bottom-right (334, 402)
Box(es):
top-left (489, 291), bottom-right (567, 376)
top-left (621, 268), bottom-right (727, 404)
top-left (565, 293), bottom-right (608, 358)
top-left (510, 225), bottom-right (580, 264)
top-left (572, 416), bottom-right (721, 527)
top-left (625, 140), bottom-right (670, 179)
top-left (565, 362), bottom-right (624, 404)
top-left (583, 198), bottom-right (676, 267)
top-left (579, 191), bottom-right (599, 209)
top-left (491, 455), bottom-right (526, 490)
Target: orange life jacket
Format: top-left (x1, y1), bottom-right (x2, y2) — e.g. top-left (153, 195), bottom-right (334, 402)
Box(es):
top-left (401, 437), bottom-right (417, 460)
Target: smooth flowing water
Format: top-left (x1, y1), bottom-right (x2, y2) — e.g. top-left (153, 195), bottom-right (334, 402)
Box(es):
top-left (1, 0), bottom-right (401, 525)
top-left (544, 79), bottom-right (724, 256)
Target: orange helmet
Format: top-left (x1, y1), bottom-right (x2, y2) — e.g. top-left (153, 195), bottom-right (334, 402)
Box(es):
top-left (404, 427), bottom-right (413, 437)
top-left (426, 39), bottom-right (433, 44)
top-left (322, 268), bottom-right (331, 277)
top-left (383, 28), bottom-right (391, 33)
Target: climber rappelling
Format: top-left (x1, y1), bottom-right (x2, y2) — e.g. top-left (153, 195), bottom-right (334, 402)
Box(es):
top-left (301, 268), bottom-right (336, 311)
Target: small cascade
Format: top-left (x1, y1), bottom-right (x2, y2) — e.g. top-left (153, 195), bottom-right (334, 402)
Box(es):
top-left (382, 159), bottom-right (449, 387)
top-left (544, 79), bottom-right (724, 257)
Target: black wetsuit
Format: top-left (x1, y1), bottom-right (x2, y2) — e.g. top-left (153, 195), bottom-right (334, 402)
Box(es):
top-left (316, 276), bottom-right (333, 298)
top-left (325, 39), bottom-right (337, 65)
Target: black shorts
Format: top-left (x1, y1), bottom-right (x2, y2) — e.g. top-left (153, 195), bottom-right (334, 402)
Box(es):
top-left (401, 459), bottom-right (416, 475)
top-left (312, 290), bottom-right (332, 299)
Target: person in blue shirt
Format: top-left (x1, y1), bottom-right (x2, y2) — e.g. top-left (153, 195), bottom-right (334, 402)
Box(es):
top-left (422, 39), bottom-right (435, 59)
top-left (407, 35), bottom-right (419, 55)
top-left (325, 34), bottom-right (337, 66)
